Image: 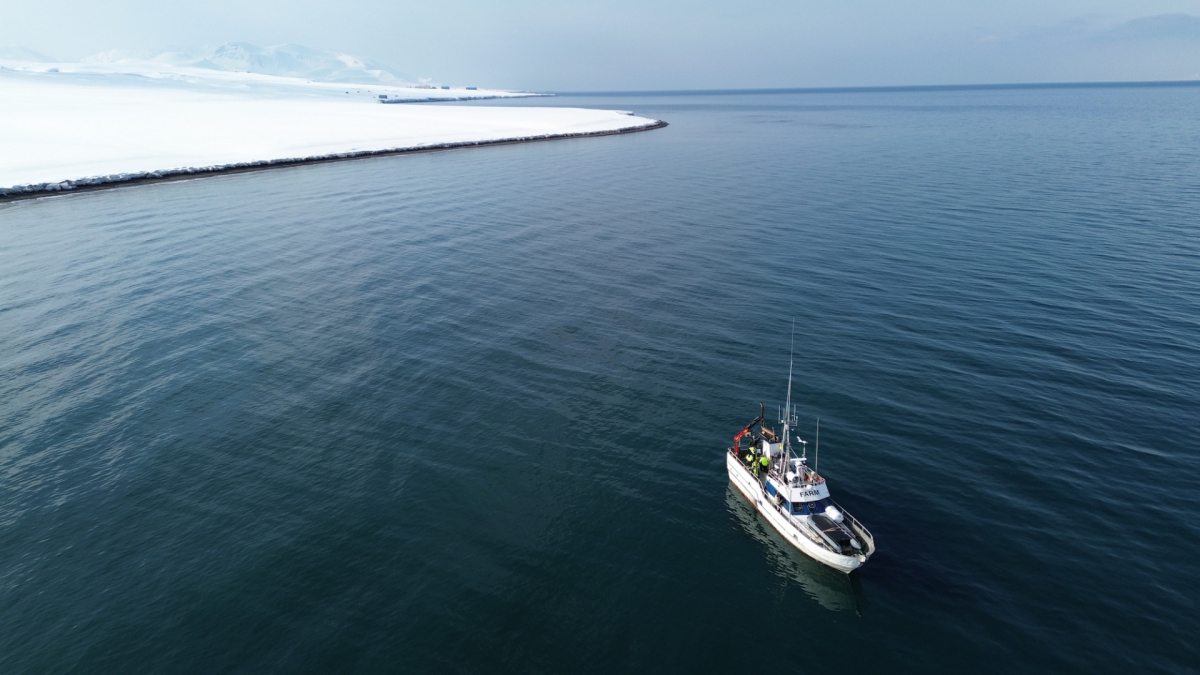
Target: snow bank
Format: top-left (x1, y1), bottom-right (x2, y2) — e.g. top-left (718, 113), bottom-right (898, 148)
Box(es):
top-left (0, 65), bottom-right (664, 197)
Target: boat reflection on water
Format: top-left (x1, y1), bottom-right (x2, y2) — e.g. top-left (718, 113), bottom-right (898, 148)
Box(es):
top-left (726, 485), bottom-right (869, 613)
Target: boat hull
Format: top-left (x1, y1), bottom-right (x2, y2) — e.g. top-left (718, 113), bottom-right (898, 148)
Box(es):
top-left (727, 452), bottom-right (865, 574)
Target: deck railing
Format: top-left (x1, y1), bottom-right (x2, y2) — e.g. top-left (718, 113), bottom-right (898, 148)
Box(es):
top-left (832, 500), bottom-right (875, 556)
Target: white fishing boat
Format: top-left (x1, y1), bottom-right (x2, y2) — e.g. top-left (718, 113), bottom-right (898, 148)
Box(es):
top-left (726, 339), bottom-right (875, 573)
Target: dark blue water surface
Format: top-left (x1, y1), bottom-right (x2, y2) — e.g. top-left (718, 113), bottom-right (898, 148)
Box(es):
top-left (2, 87), bottom-right (1199, 673)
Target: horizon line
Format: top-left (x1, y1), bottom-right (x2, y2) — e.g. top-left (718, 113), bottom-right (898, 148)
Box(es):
top-left (547, 78), bottom-right (1200, 96)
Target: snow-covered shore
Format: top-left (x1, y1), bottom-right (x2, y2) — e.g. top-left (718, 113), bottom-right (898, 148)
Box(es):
top-left (0, 63), bottom-right (664, 198)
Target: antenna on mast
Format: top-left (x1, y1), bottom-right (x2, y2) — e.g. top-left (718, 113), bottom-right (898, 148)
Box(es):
top-left (785, 318), bottom-right (795, 422)
top-left (815, 417), bottom-right (820, 474)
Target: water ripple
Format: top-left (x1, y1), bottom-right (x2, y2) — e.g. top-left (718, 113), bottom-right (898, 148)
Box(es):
top-left (1, 86), bottom-right (1199, 673)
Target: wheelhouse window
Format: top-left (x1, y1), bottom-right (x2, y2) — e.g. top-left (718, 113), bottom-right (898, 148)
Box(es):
top-left (791, 499), bottom-right (830, 515)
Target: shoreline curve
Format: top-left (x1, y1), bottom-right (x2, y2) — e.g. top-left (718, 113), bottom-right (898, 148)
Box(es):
top-left (0, 119), bottom-right (667, 203)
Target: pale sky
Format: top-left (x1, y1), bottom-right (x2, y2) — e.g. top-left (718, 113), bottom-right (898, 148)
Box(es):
top-left (3, 0), bottom-right (1200, 90)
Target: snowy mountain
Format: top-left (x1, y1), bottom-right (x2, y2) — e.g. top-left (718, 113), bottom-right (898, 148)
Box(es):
top-left (80, 43), bottom-right (417, 85)
top-left (0, 45), bottom-right (55, 62)
top-left (206, 43), bottom-right (415, 84)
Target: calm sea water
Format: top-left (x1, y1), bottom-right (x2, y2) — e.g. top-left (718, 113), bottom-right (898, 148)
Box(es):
top-left (2, 86), bottom-right (1198, 673)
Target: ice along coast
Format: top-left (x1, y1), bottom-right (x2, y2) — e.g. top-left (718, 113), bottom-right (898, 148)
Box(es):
top-left (0, 62), bottom-right (665, 200)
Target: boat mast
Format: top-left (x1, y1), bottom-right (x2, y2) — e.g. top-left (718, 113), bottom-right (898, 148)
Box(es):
top-left (782, 319), bottom-right (796, 468)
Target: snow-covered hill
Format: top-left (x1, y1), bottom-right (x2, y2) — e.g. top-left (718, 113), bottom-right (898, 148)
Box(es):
top-left (80, 42), bottom-right (417, 85)
top-left (0, 43), bottom-right (521, 102)
top-left (0, 45), bottom-right (55, 62)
